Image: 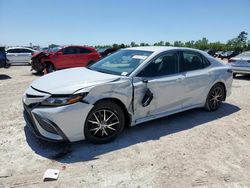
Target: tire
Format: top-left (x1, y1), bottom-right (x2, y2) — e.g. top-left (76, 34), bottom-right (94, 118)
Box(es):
top-left (204, 83), bottom-right (225, 111)
top-left (84, 100), bottom-right (125, 144)
top-left (46, 63), bottom-right (55, 73)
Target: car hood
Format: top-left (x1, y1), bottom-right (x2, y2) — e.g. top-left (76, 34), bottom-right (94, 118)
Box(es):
top-left (31, 67), bottom-right (121, 94)
top-left (32, 50), bottom-right (53, 58)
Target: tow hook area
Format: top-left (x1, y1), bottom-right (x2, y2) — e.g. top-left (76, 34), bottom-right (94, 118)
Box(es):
top-left (141, 79), bottom-right (154, 107)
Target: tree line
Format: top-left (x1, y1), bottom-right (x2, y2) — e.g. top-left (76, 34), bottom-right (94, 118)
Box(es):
top-left (95, 31), bottom-right (250, 52)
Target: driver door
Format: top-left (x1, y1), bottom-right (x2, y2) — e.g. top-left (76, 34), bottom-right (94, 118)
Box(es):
top-left (56, 47), bottom-right (76, 69)
top-left (132, 51), bottom-right (186, 123)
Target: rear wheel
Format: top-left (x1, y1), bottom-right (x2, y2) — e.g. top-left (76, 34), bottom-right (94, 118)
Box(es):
top-left (84, 101), bottom-right (125, 144)
top-left (204, 83), bottom-right (225, 111)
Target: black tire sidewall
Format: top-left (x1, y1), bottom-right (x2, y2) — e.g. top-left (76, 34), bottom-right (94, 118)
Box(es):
top-left (46, 63), bottom-right (55, 73)
top-left (84, 101), bottom-right (125, 144)
top-left (205, 84), bottom-right (225, 111)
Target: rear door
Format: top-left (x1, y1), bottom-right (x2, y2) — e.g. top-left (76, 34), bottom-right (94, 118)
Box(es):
top-left (179, 50), bottom-right (212, 108)
top-left (6, 49), bottom-right (20, 63)
top-left (18, 48), bottom-right (33, 63)
top-left (75, 47), bottom-right (92, 66)
top-left (56, 47), bottom-right (76, 69)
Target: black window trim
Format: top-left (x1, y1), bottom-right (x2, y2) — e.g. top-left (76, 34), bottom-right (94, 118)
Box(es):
top-left (62, 47), bottom-right (77, 55)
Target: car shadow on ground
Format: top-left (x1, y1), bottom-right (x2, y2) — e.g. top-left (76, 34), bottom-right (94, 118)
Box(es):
top-left (0, 74), bottom-right (11, 80)
top-left (31, 71), bottom-right (44, 76)
top-left (24, 103), bottom-right (240, 163)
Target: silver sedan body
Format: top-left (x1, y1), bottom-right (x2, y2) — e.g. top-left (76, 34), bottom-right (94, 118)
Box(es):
top-left (6, 47), bottom-right (36, 65)
top-left (230, 51), bottom-right (250, 76)
top-left (23, 47), bottom-right (233, 143)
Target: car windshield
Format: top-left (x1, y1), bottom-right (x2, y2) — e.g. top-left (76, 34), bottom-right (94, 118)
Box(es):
top-left (50, 47), bottom-right (62, 53)
top-left (89, 50), bottom-right (153, 76)
top-left (236, 51), bottom-right (250, 58)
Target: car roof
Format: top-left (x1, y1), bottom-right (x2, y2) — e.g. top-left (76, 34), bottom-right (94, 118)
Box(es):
top-left (63, 45), bottom-right (96, 51)
top-left (124, 46), bottom-right (207, 55)
top-left (7, 47), bottom-right (35, 50)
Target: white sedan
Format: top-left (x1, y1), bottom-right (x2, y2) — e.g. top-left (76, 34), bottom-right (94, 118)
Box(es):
top-left (229, 51), bottom-right (250, 77)
top-left (23, 47), bottom-right (233, 144)
top-left (6, 47), bottom-right (36, 65)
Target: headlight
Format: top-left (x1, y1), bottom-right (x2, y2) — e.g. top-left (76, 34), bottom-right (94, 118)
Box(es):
top-left (41, 93), bottom-right (87, 106)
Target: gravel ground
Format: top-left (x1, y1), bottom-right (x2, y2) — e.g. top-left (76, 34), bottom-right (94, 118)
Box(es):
top-left (0, 65), bottom-right (250, 188)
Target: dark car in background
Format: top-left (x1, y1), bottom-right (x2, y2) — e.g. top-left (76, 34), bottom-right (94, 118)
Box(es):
top-left (0, 47), bottom-right (9, 68)
top-left (31, 45), bottom-right (101, 73)
top-left (220, 51), bottom-right (240, 60)
top-left (214, 51), bottom-right (224, 58)
top-left (204, 49), bottom-right (215, 56)
top-left (98, 48), bottom-right (118, 58)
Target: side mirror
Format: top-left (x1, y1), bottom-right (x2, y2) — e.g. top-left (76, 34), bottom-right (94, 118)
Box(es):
top-left (57, 51), bottom-right (63, 55)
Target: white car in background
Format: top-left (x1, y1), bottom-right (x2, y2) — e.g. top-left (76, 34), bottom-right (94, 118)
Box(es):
top-left (229, 51), bottom-right (250, 77)
top-left (23, 47), bottom-right (233, 144)
top-left (6, 47), bottom-right (36, 65)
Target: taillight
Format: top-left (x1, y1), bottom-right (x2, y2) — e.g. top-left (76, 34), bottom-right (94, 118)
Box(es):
top-left (228, 59), bottom-right (236, 63)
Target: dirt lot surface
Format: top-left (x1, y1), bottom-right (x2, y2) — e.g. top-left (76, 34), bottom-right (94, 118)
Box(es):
top-left (0, 65), bottom-right (250, 188)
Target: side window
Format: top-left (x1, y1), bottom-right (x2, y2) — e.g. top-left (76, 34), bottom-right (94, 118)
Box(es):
top-left (62, 47), bottom-right (76, 55)
top-left (138, 53), bottom-right (178, 77)
top-left (180, 51), bottom-right (210, 72)
top-left (77, 47), bottom-right (91, 54)
top-left (19, 49), bottom-right (33, 53)
top-left (7, 49), bottom-right (19, 53)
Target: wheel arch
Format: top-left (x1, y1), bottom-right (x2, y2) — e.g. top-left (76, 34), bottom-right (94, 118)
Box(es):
top-left (44, 61), bottom-right (54, 67)
top-left (93, 98), bottom-right (131, 127)
top-left (211, 81), bottom-right (227, 101)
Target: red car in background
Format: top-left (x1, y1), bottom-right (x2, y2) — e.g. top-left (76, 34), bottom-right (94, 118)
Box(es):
top-left (31, 45), bottom-right (101, 73)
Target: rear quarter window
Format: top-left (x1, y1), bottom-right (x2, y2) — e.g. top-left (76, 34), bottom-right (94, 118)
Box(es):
top-left (180, 51), bottom-right (210, 72)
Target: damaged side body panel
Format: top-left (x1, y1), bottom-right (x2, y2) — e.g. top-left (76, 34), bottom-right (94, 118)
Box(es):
top-left (78, 77), bottom-right (134, 120)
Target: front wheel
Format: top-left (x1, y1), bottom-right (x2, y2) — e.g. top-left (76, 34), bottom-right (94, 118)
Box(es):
top-left (84, 101), bottom-right (125, 144)
top-left (46, 63), bottom-right (55, 73)
top-left (204, 84), bottom-right (225, 111)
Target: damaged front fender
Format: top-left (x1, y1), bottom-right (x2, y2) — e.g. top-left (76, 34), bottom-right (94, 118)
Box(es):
top-left (31, 52), bottom-right (50, 72)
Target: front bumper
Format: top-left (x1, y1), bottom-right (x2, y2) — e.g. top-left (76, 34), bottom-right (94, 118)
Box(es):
top-left (23, 87), bottom-right (94, 142)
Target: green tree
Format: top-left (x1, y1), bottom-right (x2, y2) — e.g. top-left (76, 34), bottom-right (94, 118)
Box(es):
top-left (184, 41), bottom-right (195, 48)
top-left (48, 44), bottom-right (59, 48)
top-left (173, 41), bottom-right (184, 47)
top-left (112, 43), bottom-right (120, 49)
top-left (130, 41), bottom-right (138, 47)
top-left (164, 41), bottom-right (171, 46)
top-left (194, 37), bottom-right (208, 50)
top-left (140, 42), bottom-right (149, 46)
top-left (154, 41), bottom-right (164, 46)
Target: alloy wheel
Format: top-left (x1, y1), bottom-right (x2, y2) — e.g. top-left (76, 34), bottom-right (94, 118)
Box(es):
top-left (87, 109), bottom-right (120, 138)
top-left (209, 86), bottom-right (223, 110)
